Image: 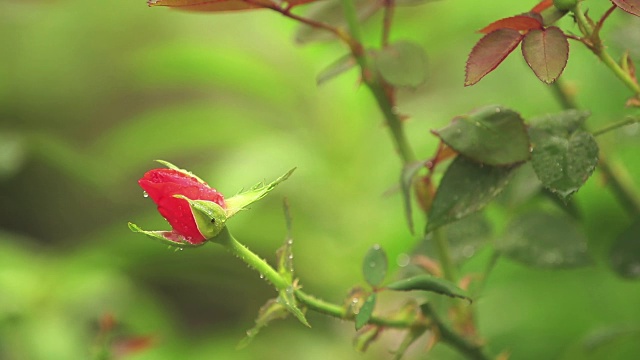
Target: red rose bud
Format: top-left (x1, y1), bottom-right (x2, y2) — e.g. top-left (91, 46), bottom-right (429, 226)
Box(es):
top-left (129, 161), bottom-right (295, 248)
top-left (138, 166), bottom-right (226, 245)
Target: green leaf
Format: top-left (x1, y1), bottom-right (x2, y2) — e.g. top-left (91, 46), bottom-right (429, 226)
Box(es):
top-left (434, 105), bottom-right (530, 166)
top-left (529, 110), bottom-right (598, 200)
top-left (237, 298), bottom-right (289, 349)
top-left (521, 26), bottom-right (569, 84)
top-left (420, 212), bottom-right (492, 265)
top-left (400, 161), bottom-right (426, 234)
top-left (317, 53), bottom-right (357, 85)
top-left (362, 245), bottom-right (388, 287)
top-left (278, 286), bottom-right (310, 328)
top-left (386, 275), bottom-right (472, 303)
top-left (355, 293), bottom-right (377, 330)
top-left (609, 218), bottom-right (640, 279)
top-left (496, 212), bottom-right (591, 269)
top-left (374, 41), bottom-right (428, 88)
top-left (427, 156), bottom-right (514, 232)
top-left (224, 168), bottom-right (296, 218)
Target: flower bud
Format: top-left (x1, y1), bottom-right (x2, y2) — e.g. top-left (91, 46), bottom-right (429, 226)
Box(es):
top-left (137, 164), bottom-right (226, 245)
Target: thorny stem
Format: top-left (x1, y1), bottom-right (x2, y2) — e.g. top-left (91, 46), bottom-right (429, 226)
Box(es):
top-left (217, 230), bottom-right (490, 360)
top-left (234, 1), bottom-right (473, 356)
top-left (215, 228), bottom-right (290, 291)
top-left (251, 1), bottom-right (350, 43)
top-left (550, 79), bottom-right (640, 216)
top-left (259, 0), bottom-right (415, 163)
top-left (382, 0), bottom-right (395, 47)
top-left (339, 0), bottom-right (416, 163)
top-left (572, 3), bottom-right (640, 95)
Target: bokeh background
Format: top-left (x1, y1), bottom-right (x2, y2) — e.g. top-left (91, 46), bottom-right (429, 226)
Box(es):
top-left (2, 0), bottom-right (640, 359)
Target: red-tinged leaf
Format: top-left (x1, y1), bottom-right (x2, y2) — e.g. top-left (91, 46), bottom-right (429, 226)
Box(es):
top-left (113, 336), bottom-right (155, 357)
top-left (478, 15), bottom-right (543, 34)
top-left (532, 0), bottom-right (553, 13)
top-left (148, 0), bottom-right (317, 12)
top-left (465, 29), bottom-right (524, 86)
top-left (522, 26), bottom-right (569, 84)
top-left (612, 0), bottom-right (640, 16)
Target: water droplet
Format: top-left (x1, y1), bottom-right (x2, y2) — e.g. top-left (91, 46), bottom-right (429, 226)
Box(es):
top-left (287, 239), bottom-right (293, 245)
top-left (143, 191), bottom-right (149, 198)
top-left (259, 274), bottom-right (264, 279)
top-left (462, 245), bottom-right (475, 258)
top-left (396, 253), bottom-right (410, 267)
top-left (288, 255), bottom-right (293, 260)
top-left (352, 298), bottom-right (359, 304)
top-left (285, 287), bottom-right (294, 295)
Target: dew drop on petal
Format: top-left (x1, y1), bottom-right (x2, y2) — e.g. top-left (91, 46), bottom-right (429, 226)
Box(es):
top-left (143, 191), bottom-right (149, 198)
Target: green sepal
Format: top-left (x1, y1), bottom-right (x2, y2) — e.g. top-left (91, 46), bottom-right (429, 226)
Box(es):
top-left (278, 286), bottom-right (310, 327)
top-left (173, 195), bottom-right (228, 240)
top-left (155, 160), bottom-right (207, 184)
top-left (127, 222), bottom-right (203, 248)
top-left (224, 168), bottom-right (296, 218)
top-left (237, 298), bottom-right (289, 349)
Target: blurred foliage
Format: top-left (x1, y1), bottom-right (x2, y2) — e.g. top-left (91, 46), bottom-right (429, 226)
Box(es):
top-left (1, 0), bottom-right (640, 359)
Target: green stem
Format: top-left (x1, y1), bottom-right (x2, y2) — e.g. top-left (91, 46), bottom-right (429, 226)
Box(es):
top-left (340, 0), bottom-right (364, 47)
top-left (339, 0), bottom-right (415, 164)
top-left (216, 230), bottom-right (488, 359)
top-left (598, 159), bottom-right (640, 216)
top-left (572, 4), bottom-right (640, 95)
top-left (473, 251), bottom-right (500, 297)
top-left (593, 116), bottom-right (640, 136)
top-left (550, 81), bottom-right (578, 110)
top-left (215, 228), bottom-right (290, 291)
top-left (436, 315), bottom-right (490, 360)
top-left (366, 81), bottom-right (417, 163)
top-left (433, 228), bottom-right (457, 283)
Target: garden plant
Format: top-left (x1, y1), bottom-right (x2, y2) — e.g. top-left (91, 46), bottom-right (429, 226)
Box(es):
top-left (2, 0), bottom-right (640, 359)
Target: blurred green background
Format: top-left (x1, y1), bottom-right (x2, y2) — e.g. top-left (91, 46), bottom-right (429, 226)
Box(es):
top-left (2, 0), bottom-right (640, 359)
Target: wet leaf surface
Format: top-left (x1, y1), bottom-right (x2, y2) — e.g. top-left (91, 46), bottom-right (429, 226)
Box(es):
top-left (496, 211), bottom-right (591, 269)
top-left (427, 156), bottom-right (514, 232)
top-left (434, 105), bottom-right (530, 166)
